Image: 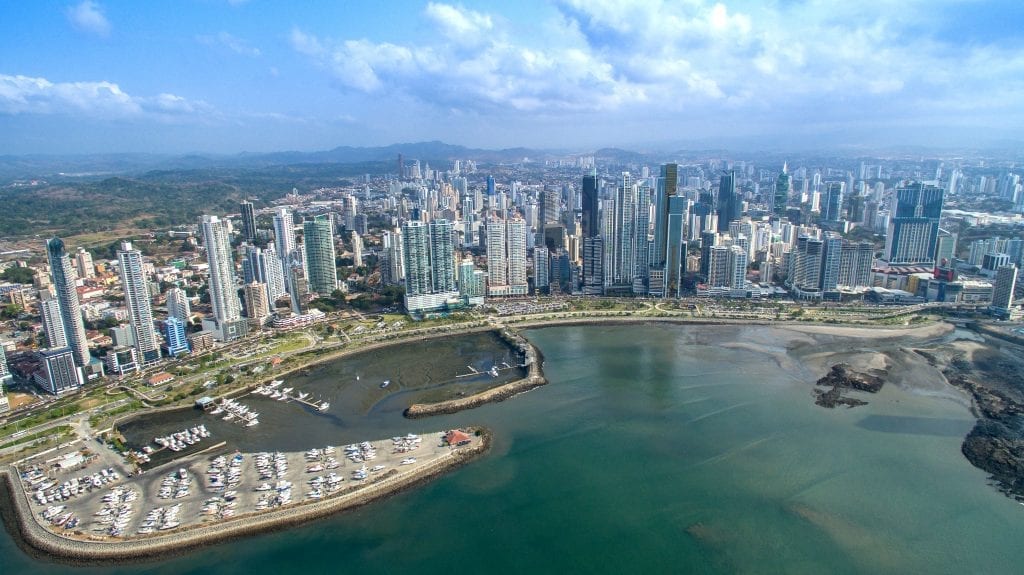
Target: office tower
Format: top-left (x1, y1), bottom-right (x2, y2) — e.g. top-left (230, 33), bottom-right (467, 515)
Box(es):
top-left (164, 316), bottom-right (190, 356)
top-left (166, 287), bottom-right (192, 324)
top-left (242, 245), bottom-right (287, 301)
top-left (302, 214), bottom-right (338, 296)
top-left (35, 347), bottom-right (82, 394)
top-left (240, 200), bottom-right (257, 243)
top-left (273, 207), bottom-right (296, 261)
top-left (662, 196), bottom-right (689, 297)
top-left (716, 171), bottom-right (739, 232)
top-left (773, 163), bottom-right (791, 218)
top-left (243, 281), bottom-right (271, 326)
top-left (201, 215), bottom-right (244, 341)
top-left (46, 237), bottom-right (90, 367)
top-left (582, 237), bottom-right (604, 295)
top-left (539, 188), bottom-right (561, 239)
top-left (581, 173), bottom-right (600, 240)
top-left (487, 175), bottom-right (496, 197)
top-left (75, 247), bottom-right (95, 279)
top-left (652, 163), bottom-right (678, 268)
top-left (287, 264), bottom-right (310, 314)
top-left (351, 231), bottom-right (364, 267)
top-left (838, 242), bottom-right (874, 288)
top-left (534, 246), bottom-right (550, 292)
top-left (885, 183), bottom-right (944, 265)
top-left (822, 182), bottom-right (844, 222)
top-left (39, 290), bottom-right (68, 349)
top-left (117, 241), bottom-right (160, 365)
top-left (992, 265), bottom-right (1018, 311)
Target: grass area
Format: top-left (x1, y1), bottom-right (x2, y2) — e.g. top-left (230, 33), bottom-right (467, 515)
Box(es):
top-left (0, 425), bottom-right (73, 450)
top-left (0, 404), bottom-right (81, 439)
top-left (89, 400), bottom-right (145, 427)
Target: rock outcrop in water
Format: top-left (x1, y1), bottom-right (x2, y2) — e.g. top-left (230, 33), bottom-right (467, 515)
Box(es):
top-left (813, 363), bottom-right (884, 409)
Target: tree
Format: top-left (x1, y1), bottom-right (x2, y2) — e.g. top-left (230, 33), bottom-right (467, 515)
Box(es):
top-left (0, 304), bottom-right (22, 319)
top-left (1, 266), bottom-right (35, 284)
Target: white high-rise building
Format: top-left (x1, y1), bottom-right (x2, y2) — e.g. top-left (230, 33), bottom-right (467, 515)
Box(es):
top-left (486, 217), bottom-right (528, 296)
top-left (201, 215), bottom-right (245, 341)
top-left (273, 208), bottom-right (296, 261)
top-left (39, 290), bottom-right (68, 349)
top-left (166, 287), bottom-right (192, 324)
top-left (75, 247), bottom-right (95, 279)
top-left (118, 241), bottom-right (161, 365)
top-left (401, 219), bottom-right (459, 313)
top-left (351, 231), bottom-right (364, 267)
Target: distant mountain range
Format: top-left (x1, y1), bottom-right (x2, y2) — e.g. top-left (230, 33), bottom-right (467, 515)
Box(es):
top-left (1, 139), bottom-right (1020, 182)
top-left (0, 141), bottom-right (553, 181)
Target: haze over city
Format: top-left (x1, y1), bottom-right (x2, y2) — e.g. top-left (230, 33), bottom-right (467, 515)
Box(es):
top-left (2, 0), bottom-right (1023, 155)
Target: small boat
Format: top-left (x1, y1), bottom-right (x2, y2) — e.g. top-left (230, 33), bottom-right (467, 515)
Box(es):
top-left (380, 380), bottom-right (390, 389)
top-left (400, 458), bottom-right (416, 465)
top-left (319, 402), bottom-right (330, 412)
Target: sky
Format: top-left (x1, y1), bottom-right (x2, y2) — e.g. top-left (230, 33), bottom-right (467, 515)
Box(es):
top-left (1, 0), bottom-right (1022, 155)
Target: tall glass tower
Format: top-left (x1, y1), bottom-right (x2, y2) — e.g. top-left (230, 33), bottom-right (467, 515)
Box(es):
top-left (884, 182), bottom-right (944, 265)
top-left (46, 237), bottom-right (90, 367)
top-left (302, 214), bottom-right (338, 296)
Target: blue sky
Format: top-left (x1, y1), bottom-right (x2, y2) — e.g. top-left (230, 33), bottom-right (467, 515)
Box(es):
top-left (1, 0), bottom-right (1022, 154)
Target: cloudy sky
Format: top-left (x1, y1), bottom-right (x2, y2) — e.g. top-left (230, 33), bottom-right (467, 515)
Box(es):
top-left (1, 0), bottom-right (1022, 154)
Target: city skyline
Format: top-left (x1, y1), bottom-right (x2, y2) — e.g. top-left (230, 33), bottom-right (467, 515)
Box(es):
top-left (2, 1), bottom-right (1023, 155)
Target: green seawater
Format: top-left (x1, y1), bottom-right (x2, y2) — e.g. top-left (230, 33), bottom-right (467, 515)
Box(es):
top-left (4, 324), bottom-right (1024, 574)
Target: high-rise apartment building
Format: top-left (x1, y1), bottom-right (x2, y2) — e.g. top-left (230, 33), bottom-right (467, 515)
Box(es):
top-left (822, 183), bottom-right (845, 222)
top-left (35, 347), bottom-right (82, 394)
top-left (46, 237), bottom-right (90, 367)
top-left (39, 290), bottom-right (68, 349)
top-left (242, 245), bottom-right (287, 301)
top-left (75, 247), bottom-right (95, 279)
top-left (273, 208), bottom-right (296, 261)
top-left (166, 287), bottom-right (192, 324)
top-left (243, 281), bottom-right (271, 327)
top-left (117, 241), bottom-right (160, 365)
top-left (201, 215), bottom-right (245, 341)
top-left (401, 219), bottom-right (459, 312)
top-left (164, 316), bottom-right (190, 357)
top-left (885, 183), bottom-right (944, 265)
top-left (302, 214), bottom-right (338, 296)
top-left (716, 171), bottom-right (739, 232)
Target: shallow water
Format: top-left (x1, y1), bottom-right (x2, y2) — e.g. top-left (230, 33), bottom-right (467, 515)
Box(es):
top-left (4, 324), bottom-right (1023, 574)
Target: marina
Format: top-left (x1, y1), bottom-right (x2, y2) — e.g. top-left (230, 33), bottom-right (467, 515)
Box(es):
top-left (11, 430), bottom-right (482, 547)
top-left (250, 381), bottom-right (330, 413)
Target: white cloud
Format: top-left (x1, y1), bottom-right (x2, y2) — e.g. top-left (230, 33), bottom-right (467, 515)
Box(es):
top-left (287, 0), bottom-right (1024, 137)
top-left (66, 1), bottom-right (111, 38)
top-left (197, 32), bottom-right (262, 57)
top-left (0, 74), bottom-right (213, 121)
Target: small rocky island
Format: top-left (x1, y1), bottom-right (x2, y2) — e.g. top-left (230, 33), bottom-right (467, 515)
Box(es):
top-left (813, 363), bottom-right (885, 409)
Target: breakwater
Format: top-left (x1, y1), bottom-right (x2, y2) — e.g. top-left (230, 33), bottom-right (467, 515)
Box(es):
top-left (0, 429), bottom-right (491, 564)
top-left (404, 329), bottom-right (546, 418)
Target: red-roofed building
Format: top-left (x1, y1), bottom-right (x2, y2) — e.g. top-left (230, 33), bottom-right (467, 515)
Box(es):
top-left (444, 430), bottom-right (472, 446)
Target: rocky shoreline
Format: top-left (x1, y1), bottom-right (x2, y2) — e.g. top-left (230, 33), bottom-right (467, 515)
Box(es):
top-left (0, 429), bottom-right (491, 564)
top-left (813, 363), bottom-right (886, 409)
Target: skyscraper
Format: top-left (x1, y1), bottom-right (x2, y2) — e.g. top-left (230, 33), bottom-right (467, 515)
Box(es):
top-left (716, 171), bottom-right (739, 232)
top-left (39, 290), bottom-right (68, 349)
top-left (401, 219), bottom-right (459, 312)
top-left (118, 241), bottom-right (160, 365)
top-left (581, 173), bottom-right (600, 241)
top-left (240, 200), bottom-right (257, 243)
top-left (201, 215), bottom-right (244, 341)
top-left (822, 182), bottom-right (844, 222)
top-left (242, 245), bottom-right (287, 301)
top-left (35, 347), bottom-right (82, 394)
top-left (652, 163), bottom-right (678, 270)
top-left (243, 281), bottom-right (271, 327)
top-left (46, 237), bottom-right (90, 367)
top-left (302, 214), bottom-right (338, 296)
top-left (273, 207), bottom-right (296, 261)
top-left (773, 163), bottom-right (791, 219)
top-left (885, 183), bottom-right (945, 265)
